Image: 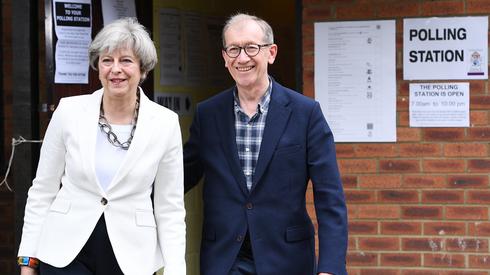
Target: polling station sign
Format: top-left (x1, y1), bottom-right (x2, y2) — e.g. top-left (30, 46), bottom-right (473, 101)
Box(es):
top-left (403, 16), bottom-right (488, 80)
top-left (53, 0), bottom-right (91, 84)
top-left (409, 83), bottom-right (469, 127)
top-left (55, 2), bottom-right (91, 27)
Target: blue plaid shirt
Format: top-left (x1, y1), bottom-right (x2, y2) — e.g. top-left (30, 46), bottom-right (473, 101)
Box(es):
top-left (234, 81), bottom-right (272, 191)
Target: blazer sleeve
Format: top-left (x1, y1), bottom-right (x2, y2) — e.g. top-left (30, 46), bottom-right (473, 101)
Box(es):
top-left (153, 114), bottom-right (186, 275)
top-left (183, 104), bottom-right (204, 193)
top-left (307, 102), bottom-right (348, 275)
top-left (18, 99), bottom-right (67, 257)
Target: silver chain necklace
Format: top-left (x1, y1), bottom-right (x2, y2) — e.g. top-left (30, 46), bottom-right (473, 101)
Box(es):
top-left (98, 91), bottom-right (140, 150)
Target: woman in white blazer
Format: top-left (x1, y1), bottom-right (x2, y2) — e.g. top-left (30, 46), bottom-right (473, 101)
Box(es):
top-left (17, 17), bottom-right (186, 275)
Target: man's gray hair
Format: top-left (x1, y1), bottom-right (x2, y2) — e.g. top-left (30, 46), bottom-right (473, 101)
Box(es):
top-left (89, 17), bottom-right (157, 81)
top-left (222, 13), bottom-right (274, 47)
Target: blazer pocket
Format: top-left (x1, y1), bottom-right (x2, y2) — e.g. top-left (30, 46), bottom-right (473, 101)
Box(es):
top-left (285, 224), bottom-right (314, 242)
top-left (135, 210), bottom-right (157, 228)
top-left (49, 198), bottom-right (71, 214)
top-left (274, 144), bottom-right (302, 156)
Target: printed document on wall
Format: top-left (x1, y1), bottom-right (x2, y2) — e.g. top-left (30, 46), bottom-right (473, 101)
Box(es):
top-left (315, 20), bottom-right (396, 142)
top-left (159, 9), bottom-right (184, 86)
top-left (409, 83), bottom-right (469, 127)
top-left (53, 0), bottom-right (92, 84)
top-left (403, 16), bottom-right (488, 80)
top-left (101, 0), bottom-right (136, 26)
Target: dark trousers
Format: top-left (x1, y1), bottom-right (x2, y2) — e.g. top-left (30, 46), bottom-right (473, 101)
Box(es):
top-left (40, 215), bottom-right (123, 275)
top-left (228, 233), bottom-right (257, 275)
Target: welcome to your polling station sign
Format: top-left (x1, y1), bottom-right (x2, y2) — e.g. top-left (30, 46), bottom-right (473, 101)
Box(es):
top-left (403, 16), bottom-right (488, 80)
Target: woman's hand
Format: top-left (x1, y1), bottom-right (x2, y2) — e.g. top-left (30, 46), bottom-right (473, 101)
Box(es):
top-left (20, 266), bottom-right (38, 275)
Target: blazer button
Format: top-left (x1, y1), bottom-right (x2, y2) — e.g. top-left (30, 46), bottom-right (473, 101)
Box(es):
top-left (246, 203), bottom-right (253, 210)
top-left (100, 197), bottom-right (108, 205)
top-left (236, 235), bottom-right (243, 242)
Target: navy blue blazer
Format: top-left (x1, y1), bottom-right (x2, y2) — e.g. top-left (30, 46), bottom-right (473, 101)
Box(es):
top-left (184, 79), bottom-right (348, 275)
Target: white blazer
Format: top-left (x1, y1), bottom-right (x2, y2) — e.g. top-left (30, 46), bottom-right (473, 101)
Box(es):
top-left (18, 88), bottom-right (186, 275)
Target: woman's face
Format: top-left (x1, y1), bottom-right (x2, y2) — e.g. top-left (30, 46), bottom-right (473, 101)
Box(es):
top-left (98, 48), bottom-right (142, 99)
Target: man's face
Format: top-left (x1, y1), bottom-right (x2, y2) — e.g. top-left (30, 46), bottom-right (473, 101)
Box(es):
top-left (222, 20), bottom-right (277, 91)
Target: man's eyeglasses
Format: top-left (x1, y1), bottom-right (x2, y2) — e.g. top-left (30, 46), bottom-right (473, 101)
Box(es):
top-left (223, 43), bottom-right (272, 58)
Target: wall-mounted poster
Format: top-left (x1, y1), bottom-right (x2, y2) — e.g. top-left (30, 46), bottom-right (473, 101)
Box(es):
top-left (315, 20), bottom-right (397, 142)
top-left (409, 83), bottom-right (469, 127)
top-left (403, 16), bottom-right (488, 80)
top-left (101, 0), bottom-right (136, 26)
top-left (53, 0), bottom-right (92, 84)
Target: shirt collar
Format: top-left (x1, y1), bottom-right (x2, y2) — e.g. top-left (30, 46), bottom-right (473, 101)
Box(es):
top-left (234, 77), bottom-right (272, 114)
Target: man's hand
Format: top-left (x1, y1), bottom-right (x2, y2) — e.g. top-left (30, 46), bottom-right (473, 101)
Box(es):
top-left (20, 266), bottom-right (38, 275)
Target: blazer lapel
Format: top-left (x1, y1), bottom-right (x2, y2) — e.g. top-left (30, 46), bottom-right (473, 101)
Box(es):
top-left (107, 88), bottom-right (155, 191)
top-left (251, 83), bottom-right (291, 192)
top-left (215, 90), bottom-right (249, 196)
top-left (79, 89), bottom-right (106, 194)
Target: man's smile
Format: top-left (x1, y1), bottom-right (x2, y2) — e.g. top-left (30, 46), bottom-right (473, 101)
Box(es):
top-left (236, 66), bottom-right (254, 72)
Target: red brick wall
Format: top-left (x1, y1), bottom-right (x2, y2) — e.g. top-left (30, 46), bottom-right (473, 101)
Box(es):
top-left (303, 0), bottom-right (490, 274)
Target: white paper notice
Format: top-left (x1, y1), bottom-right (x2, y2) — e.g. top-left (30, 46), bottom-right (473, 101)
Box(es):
top-left (101, 0), bottom-right (136, 26)
top-left (315, 20), bottom-right (397, 142)
top-left (183, 12), bottom-right (206, 85)
top-left (154, 91), bottom-right (193, 116)
top-left (53, 0), bottom-right (92, 84)
top-left (404, 16), bottom-right (488, 80)
top-left (409, 83), bottom-right (469, 127)
top-left (159, 9), bottom-right (184, 86)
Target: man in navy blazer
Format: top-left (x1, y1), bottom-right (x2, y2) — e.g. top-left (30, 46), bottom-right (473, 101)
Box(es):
top-left (184, 13), bottom-right (348, 275)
